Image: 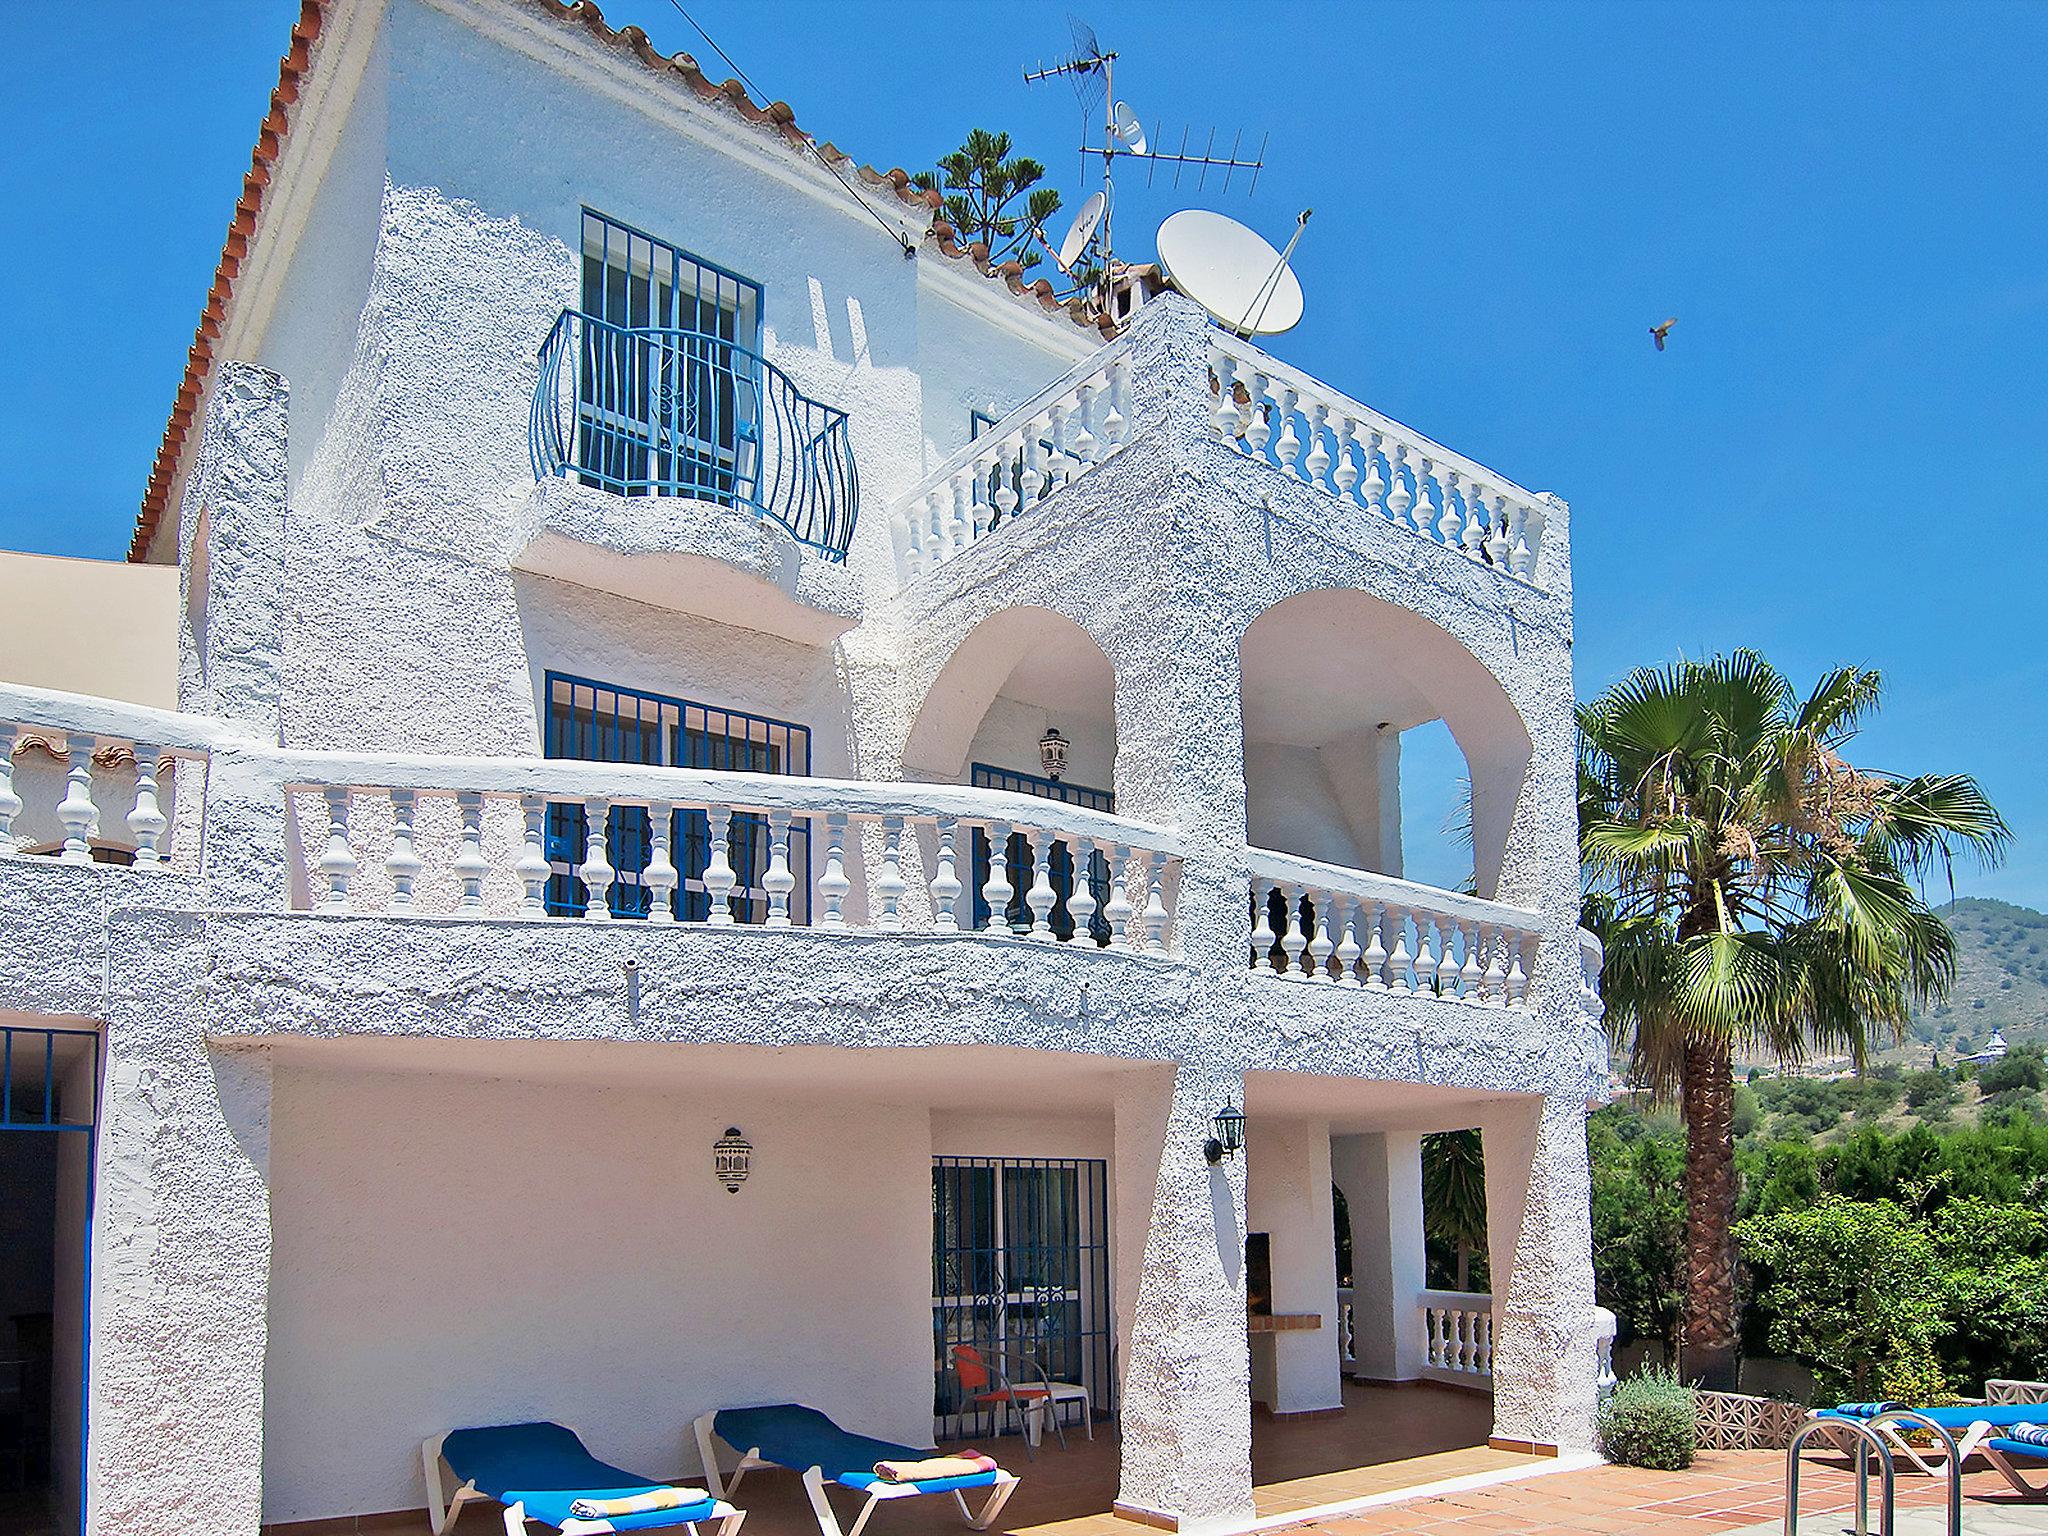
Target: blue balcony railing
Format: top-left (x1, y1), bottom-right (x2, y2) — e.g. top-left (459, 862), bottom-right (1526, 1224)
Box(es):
top-left (530, 309), bottom-right (859, 560)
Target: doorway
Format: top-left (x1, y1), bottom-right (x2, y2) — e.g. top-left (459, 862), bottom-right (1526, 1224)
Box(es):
top-left (0, 1027), bottom-right (99, 1536)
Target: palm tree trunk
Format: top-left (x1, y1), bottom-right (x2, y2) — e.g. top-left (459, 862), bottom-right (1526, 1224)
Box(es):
top-left (1680, 1037), bottom-right (1740, 1389)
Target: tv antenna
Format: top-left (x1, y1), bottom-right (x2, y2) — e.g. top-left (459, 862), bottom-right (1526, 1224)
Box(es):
top-left (1024, 16), bottom-right (1267, 312)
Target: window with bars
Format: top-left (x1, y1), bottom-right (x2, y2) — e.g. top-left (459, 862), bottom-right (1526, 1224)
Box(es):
top-left (968, 764), bottom-right (1114, 944)
top-left (542, 672), bottom-right (809, 921)
top-left (576, 209), bottom-right (764, 502)
top-left (932, 1156), bottom-right (1112, 1440)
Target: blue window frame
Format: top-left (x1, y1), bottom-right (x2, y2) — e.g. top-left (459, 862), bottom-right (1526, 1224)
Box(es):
top-left (542, 672), bottom-right (809, 922)
top-left (968, 763), bottom-right (1114, 943)
top-left (576, 209), bottom-right (765, 503)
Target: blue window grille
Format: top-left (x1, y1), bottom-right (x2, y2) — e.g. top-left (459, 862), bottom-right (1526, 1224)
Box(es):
top-left (542, 672), bottom-right (810, 922)
top-left (968, 764), bottom-right (1114, 944)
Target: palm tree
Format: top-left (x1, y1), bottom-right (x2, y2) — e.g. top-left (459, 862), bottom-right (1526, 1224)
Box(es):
top-left (912, 129), bottom-right (1062, 273)
top-left (1422, 1129), bottom-right (1488, 1290)
top-left (1577, 651), bottom-right (2007, 1389)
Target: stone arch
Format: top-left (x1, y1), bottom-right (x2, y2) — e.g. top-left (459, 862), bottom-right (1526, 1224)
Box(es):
top-left (1236, 588), bottom-right (1533, 898)
top-left (903, 605), bottom-right (1120, 794)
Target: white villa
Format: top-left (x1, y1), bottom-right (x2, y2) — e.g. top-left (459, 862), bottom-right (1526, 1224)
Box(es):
top-left (0, 3), bottom-right (1610, 1535)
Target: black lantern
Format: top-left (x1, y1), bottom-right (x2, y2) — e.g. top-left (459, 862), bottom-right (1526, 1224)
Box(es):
top-left (1205, 1103), bottom-right (1245, 1165)
top-left (1039, 726), bottom-right (1069, 781)
top-left (714, 1127), bottom-right (753, 1193)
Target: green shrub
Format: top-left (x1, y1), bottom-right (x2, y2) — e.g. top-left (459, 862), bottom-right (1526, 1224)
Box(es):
top-left (1597, 1366), bottom-right (1698, 1470)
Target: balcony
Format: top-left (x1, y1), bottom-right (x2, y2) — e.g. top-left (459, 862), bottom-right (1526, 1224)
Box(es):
top-left (522, 311), bottom-right (862, 643)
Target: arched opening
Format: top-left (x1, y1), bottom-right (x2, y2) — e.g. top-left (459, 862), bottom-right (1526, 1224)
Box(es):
top-left (905, 606), bottom-right (1120, 939)
top-left (1236, 590), bottom-right (1532, 898)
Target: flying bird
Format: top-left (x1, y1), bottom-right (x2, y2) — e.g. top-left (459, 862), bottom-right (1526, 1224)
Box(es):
top-left (1650, 316), bottom-right (1677, 352)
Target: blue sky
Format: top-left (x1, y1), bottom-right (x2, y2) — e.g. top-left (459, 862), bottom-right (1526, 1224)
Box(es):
top-left (4, 2), bottom-right (2043, 905)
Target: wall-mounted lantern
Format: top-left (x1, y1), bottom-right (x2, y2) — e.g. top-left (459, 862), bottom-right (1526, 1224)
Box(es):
top-left (1039, 726), bottom-right (1069, 782)
top-left (1204, 1103), bottom-right (1245, 1165)
top-left (714, 1127), bottom-right (753, 1193)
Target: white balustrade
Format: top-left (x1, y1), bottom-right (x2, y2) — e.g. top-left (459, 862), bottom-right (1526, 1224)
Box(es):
top-left (0, 684), bottom-right (215, 871)
top-left (244, 751), bottom-right (1184, 956)
top-left (892, 342), bottom-right (1133, 581)
top-left (1209, 330), bottom-right (1554, 586)
top-left (1594, 1304), bottom-right (1619, 1395)
top-left (1247, 847), bottom-right (1544, 1007)
top-left (1420, 1290), bottom-right (1495, 1381)
top-left (1579, 926), bottom-right (1605, 1028)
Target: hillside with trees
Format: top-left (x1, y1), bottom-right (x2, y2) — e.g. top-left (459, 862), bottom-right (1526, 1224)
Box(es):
top-left (1908, 898), bottom-right (2048, 1057)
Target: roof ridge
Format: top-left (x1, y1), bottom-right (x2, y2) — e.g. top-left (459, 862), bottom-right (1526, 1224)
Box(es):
top-left (131, 0), bottom-right (1110, 562)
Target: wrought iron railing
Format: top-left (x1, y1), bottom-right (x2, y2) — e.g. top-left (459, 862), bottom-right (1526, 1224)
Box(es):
top-left (530, 309), bottom-right (859, 560)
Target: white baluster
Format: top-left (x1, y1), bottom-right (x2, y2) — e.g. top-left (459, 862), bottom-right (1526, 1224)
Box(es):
top-left (1024, 827), bottom-right (1057, 938)
top-left (980, 821), bottom-right (1013, 933)
top-left (127, 747), bottom-right (169, 866)
top-left (1020, 420), bottom-right (1047, 507)
top-left (1142, 852), bottom-right (1170, 953)
top-left (931, 816), bottom-right (963, 933)
top-left (875, 814), bottom-right (907, 932)
top-left (1332, 417), bottom-right (1360, 499)
top-left (1361, 900), bottom-right (1388, 989)
top-left (925, 489), bottom-right (949, 567)
top-left (1482, 927), bottom-right (1509, 1008)
top-left (1413, 915), bottom-right (1439, 995)
top-left (1067, 837), bottom-right (1099, 942)
top-left (1303, 401), bottom-right (1331, 486)
top-left (1104, 355), bottom-right (1130, 447)
top-left (384, 788), bottom-right (422, 910)
top-left (518, 794), bottom-right (552, 917)
top-left (1046, 402), bottom-right (1072, 492)
top-left (1244, 374), bottom-right (1272, 453)
top-left (1427, 1307), bottom-right (1446, 1368)
top-left (1387, 908), bottom-right (1415, 993)
top-left (1280, 885), bottom-right (1309, 975)
top-left (1507, 937), bottom-right (1532, 1008)
top-left (1457, 475), bottom-right (1488, 561)
top-left (993, 439), bottom-right (1019, 525)
top-left (645, 801), bottom-right (678, 923)
top-left (891, 503), bottom-right (918, 579)
top-left (1249, 879), bottom-right (1276, 971)
top-left (578, 796), bottom-right (614, 919)
top-left (1517, 500), bottom-right (1547, 579)
top-left (1211, 349), bottom-right (1241, 438)
top-left (1435, 919), bottom-right (1462, 997)
top-left (0, 726), bottom-right (20, 855)
top-left (970, 452), bottom-right (996, 538)
top-left (763, 810), bottom-right (795, 929)
top-left (703, 806), bottom-right (738, 925)
top-left (1103, 843), bottom-right (1134, 951)
top-left (1307, 890), bottom-right (1335, 981)
top-left (817, 813), bottom-right (851, 928)
top-left (1361, 431), bottom-right (1387, 514)
top-left (1335, 897), bottom-right (1362, 987)
top-left (316, 786), bottom-right (355, 909)
top-left (1273, 387), bottom-right (1302, 474)
top-left (1433, 462), bottom-right (1461, 548)
top-left (950, 468), bottom-right (975, 551)
top-left (1459, 921), bottom-right (1485, 1003)
top-left (1482, 491), bottom-right (1510, 568)
top-left (57, 744), bottom-right (98, 864)
top-left (1385, 443), bottom-right (1413, 528)
top-left (1072, 382), bottom-right (1099, 465)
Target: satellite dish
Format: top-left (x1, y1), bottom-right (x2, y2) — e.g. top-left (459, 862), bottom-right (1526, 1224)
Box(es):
top-left (1058, 190), bottom-right (1109, 271)
top-left (1111, 100), bottom-right (1147, 155)
top-left (1154, 209), bottom-right (1305, 336)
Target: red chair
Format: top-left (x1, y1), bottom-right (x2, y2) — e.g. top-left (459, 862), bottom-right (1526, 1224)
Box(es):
top-left (948, 1344), bottom-right (1065, 1458)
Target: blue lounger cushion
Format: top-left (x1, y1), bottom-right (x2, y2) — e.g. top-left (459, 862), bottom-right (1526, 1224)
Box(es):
top-left (1819, 1403), bottom-right (2048, 1431)
top-left (443, 1422), bottom-right (724, 1532)
top-left (713, 1405), bottom-right (1003, 1493)
top-left (1989, 1436), bottom-right (2048, 1460)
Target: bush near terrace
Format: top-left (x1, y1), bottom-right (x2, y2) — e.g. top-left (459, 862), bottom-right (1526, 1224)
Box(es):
top-left (1589, 1059), bottom-right (2048, 1403)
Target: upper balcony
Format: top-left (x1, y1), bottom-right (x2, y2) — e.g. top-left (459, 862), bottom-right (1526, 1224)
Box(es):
top-left (520, 308), bottom-right (862, 642)
top-left (887, 301), bottom-right (1564, 596)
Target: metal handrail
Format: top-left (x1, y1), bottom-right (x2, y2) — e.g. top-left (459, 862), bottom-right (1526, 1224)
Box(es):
top-left (530, 309), bottom-right (859, 560)
top-left (1785, 1417), bottom-right (1898, 1536)
top-left (1865, 1411), bottom-right (1961, 1536)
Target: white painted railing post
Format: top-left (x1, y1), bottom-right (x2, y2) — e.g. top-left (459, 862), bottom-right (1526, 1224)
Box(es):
top-left (456, 791), bottom-right (490, 912)
top-left (1104, 843), bottom-right (1134, 951)
top-left (980, 821), bottom-right (1013, 934)
top-left (763, 810), bottom-right (794, 929)
top-left (517, 794), bottom-right (552, 917)
top-left (578, 797), bottom-right (613, 919)
top-left (127, 747), bottom-right (169, 867)
top-left (816, 813), bottom-right (850, 928)
top-left (1024, 827), bottom-right (1057, 938)
top-left (703, 806), bottom-right (738, 926)
top-left (930, 816), bottom-right (962, 933)
top-left (875, 814), bottom-right (907, 932)
top-left (1067, 837), bottom-right (1099, 942)
top-left (645, 801), bottom-right (678, 924)
top-left (384, 788), bottom-right (422, 910)
top-left (317, 786), bottom-right (355, 909)
top-left (57, 744), bottom-right (98, 865)
top-left (1143, 852), bottom-right (1170, 953)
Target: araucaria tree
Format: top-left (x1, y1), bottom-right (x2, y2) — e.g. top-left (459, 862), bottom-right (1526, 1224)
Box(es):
top-left (1577, 652), bottom-right (2007, 1389)
top-left (912, 129), bottom-right (1061, 273)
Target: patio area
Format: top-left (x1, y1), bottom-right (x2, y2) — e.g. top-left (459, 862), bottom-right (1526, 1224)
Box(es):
top-left (267, 1383), bottom-right (1533, 1536)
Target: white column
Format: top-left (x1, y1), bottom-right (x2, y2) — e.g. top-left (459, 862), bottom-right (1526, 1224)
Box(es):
top-left (1481, 1096), bottom-right (1599, 1453)
top-left (1113, 1067), bottom-right (1254, 1532)
top-left (1330, 1130), bottom-right (1428, 1384)
top-left (1243, 1117), bottom-right (1343, 1414)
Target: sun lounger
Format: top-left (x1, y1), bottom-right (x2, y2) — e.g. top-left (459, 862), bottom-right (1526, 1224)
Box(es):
top-left (425, 1421), bottom-right (747, 1536)
top-left (1981, 1432), bottom-right (2048, 1498)
top-left (1813, 1401), bottom-right (2048, 1478)
top-left (692, 1404), bottom-right (1019, 1536)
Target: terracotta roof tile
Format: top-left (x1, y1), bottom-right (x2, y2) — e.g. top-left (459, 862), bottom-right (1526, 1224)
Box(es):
top-left (132, 0), bottom-right (1109, 562)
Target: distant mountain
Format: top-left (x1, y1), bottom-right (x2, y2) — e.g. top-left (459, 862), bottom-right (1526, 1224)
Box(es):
top-left (1907, 898), bottom-right (2048, 1059)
